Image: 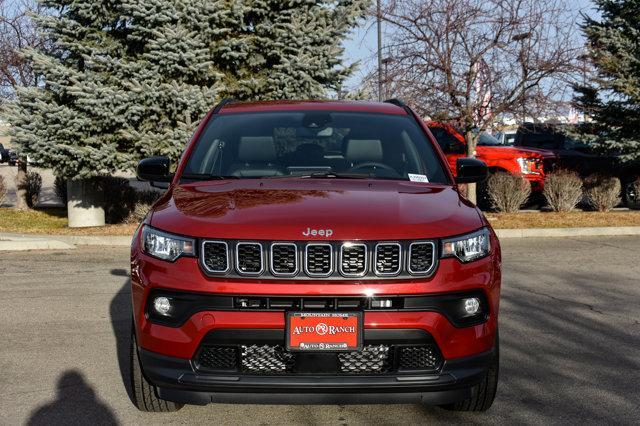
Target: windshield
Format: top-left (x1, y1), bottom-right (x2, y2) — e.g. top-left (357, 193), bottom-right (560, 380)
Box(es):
top-left (182, 111), bottom-right (449, 183)
top-left (477, 132), bottom-right (502, 146)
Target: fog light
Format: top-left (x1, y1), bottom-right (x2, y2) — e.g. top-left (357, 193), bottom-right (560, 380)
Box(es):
top-left (153, 296), bottom-right (172, 316)
top-left (463, 297), bottom-right (481, 315)
top-left (371, 299), bottom-right (393, 308)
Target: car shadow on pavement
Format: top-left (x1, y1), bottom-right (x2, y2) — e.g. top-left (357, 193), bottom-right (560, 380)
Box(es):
top-left (27, 370), bottom-right (118, 426)
top-left (109, 271), bottom-right (134, 404)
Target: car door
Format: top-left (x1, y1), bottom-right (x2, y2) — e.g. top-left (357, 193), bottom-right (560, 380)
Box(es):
top-left (427, 125), bottom-right (466, 176)
top-left (558, 138), bottom-right (615, 177)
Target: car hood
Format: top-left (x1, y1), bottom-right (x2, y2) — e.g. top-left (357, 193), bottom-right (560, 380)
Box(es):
top-left (150, 179), bottom-right (484, 240)
top-left (477, 145), bottom-right (557, 159)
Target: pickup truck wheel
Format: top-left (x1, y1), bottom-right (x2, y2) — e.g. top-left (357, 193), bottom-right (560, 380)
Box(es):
top-left (623, 178), bottom-right (639, 209)
top-left (130, 330), bottom-right (183, 412)
top-left (441, 336), bottom-right (499, 412)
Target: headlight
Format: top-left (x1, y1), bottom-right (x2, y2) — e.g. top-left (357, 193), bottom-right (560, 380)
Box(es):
top-left (516, 157), bottom-right (542, 175)
top-left (142, 226), bottom-right (195, 261)
top-left (442, 228), bottom-right (490, 263)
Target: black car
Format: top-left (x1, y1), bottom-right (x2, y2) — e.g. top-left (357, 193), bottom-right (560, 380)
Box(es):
top-left (7, 150), bottom-right (18, 166)
top-left (514, 123), bottom-right (619, 177)
top-left (0, 143), bottom-right (8, 163)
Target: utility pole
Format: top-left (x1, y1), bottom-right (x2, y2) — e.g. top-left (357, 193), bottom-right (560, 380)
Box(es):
top-left (377, 0), bottom-right (383, 101)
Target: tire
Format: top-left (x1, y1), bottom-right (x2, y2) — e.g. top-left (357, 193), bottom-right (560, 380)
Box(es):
top-left (442, 337), bottom-right (499, 412)
top-left (623, 178), bottom-right (639, 209)
top-left (130, 330), bottom-right (183, 412)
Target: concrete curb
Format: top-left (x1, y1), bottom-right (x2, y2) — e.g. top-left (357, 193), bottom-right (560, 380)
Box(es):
top-left (0, 235), bottom-right (75, 251)
top-left (53, 235), bottom-right (132, 246)
top-left (495, 226), bottom-right (640, 239)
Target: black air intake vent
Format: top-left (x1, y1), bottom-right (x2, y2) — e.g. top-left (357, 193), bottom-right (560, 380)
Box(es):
top-left (374, 243), bottom-right (401, 275)
top-left (236, 243), bottom-right (263, 274)
top-left (408, 242), bottom-right (435, 274)
top-left (340, 243), bottom-right (367, 276)
top-left (202, 241), bottom-right (229, 273)
top-left (305, 244), bottom-right (333, 276)
top-left (271, 243), bottom-right (298, 275)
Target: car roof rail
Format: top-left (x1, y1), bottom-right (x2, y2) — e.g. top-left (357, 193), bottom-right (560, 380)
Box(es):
top-left (383, 98), bottom-right (407, 108)
top-left (213, 98), bottom-right (236, 114)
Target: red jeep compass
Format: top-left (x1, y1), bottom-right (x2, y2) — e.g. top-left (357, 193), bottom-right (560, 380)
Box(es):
top-left (130, 99), bottom-right (501, 413)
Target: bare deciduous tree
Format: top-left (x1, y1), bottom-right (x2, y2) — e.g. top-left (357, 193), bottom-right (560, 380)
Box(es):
top-left (0, 0), bottom-right (42, 103)
top-left (377, 0), bottom-right (580, 202)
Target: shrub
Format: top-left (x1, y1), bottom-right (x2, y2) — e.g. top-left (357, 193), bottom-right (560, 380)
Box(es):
top-left (54, 176), bottom-right (68, 205)
top-left (125, 190), bottom-right (162, 224)
top-left (0, 176), bottom-right (6, 206)
top-left (25, 172), bottom-right (42, 208)
top-left (584, 174), bottom-right (621, 212)
top-left (487, 172), bottom-right (531, 213)
top-left (543, 170), bottom-right (583, 212)
top-left (100, 177), bottom-right (137, 224)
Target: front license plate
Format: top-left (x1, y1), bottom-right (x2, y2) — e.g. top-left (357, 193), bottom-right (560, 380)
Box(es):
top-left (286, 312), bottom-right (363, 352)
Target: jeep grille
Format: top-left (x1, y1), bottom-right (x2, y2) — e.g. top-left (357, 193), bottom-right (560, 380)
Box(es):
top-left (199, 239), bottom-right (437, 279)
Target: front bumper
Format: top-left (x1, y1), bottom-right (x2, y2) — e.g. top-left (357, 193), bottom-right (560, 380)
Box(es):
top-left (140, 344), bottom-right (495, 405)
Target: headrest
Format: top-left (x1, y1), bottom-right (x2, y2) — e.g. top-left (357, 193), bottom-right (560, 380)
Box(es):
top-left (238, 136), bottom-right (276, 162)
top-left (345, 139), bottom-right (383, 162)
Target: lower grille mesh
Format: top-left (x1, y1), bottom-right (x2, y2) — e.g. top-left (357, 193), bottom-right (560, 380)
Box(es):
top-left (338, 345), bottom-right (391, 373)
top-left (398, 346), bottom-right (440, 370)
top-left (241, 345), bottom-right (295, 373)
top-left (196, 343), bottom-right (442, 375)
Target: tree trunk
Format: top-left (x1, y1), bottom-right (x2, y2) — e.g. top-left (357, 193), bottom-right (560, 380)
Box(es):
top-left (67, 179), bottom-right (105, 227)
top-left (14, 157), bottom-right (28, 210)
top-left (464, 130), bottom-right (477, 204)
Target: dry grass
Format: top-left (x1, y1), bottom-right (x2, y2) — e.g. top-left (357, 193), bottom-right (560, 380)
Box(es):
top-left (485, 211), bottom-right (640, 229)
top-left (0, 208), bottom-right (138, 235)
top-left (2, 207), bottom-right (640, 235)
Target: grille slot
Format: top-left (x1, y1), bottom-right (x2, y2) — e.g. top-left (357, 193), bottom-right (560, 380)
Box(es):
top-left (374, 243), bottom-right (401, 275)
top-left (408, 242), bottom-right (435, 274)
top-left (201, 241), bottom-right (229, 273)
top-left (236, 242), bottom-right (263, 275)
top-left (305, 244), bottom-right (333, 276)
top-left (340, 243), bottom-right (367, 276)
top-left (271, 243), bottom-right (298, 276)
top-left (398, 346), bottom-right (441, 370)
top-left (338, 345), bottom-right (392, 374)
top-left (197, 346), bottom-right (237, 371)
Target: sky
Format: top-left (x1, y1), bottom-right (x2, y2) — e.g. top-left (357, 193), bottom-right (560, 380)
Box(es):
top-left (341, 0), bottom-right (598, 91)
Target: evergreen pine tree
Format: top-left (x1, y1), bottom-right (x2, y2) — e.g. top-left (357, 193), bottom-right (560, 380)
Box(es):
top-left (574, 0), bottom-right (640, 161)
top-left (5, 0), bottom-right (367, 181)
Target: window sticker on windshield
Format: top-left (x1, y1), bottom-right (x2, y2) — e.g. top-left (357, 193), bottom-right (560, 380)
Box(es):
top-left (408, 174), bottom-right (429, 183)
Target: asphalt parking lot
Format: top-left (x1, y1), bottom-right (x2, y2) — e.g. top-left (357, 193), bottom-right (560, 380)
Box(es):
top-left (0, 236), bottom-right (638, 425)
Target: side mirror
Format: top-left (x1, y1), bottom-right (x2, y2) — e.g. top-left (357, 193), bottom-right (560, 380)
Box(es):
top-left (455, 158), bottom-right (488, 184)
top-left (137, 156), bottom-right (173, 183)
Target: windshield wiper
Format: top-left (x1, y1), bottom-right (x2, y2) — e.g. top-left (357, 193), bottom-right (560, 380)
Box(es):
top-left (301, 172), bottom-right (371, 179)
top-left (180, 174), bottom-right (239, 181)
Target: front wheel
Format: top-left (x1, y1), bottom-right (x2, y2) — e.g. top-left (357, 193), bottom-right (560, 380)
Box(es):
top-left (130, 330), bottom-right (183, 412)
top-left (442, 337), bottom-right (499, 412)
top-left (623, 178), bottom-right (640, 209)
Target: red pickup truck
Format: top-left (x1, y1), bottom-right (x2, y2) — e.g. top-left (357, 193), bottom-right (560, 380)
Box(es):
top-left (427, 122), bottom-right (557, 197)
